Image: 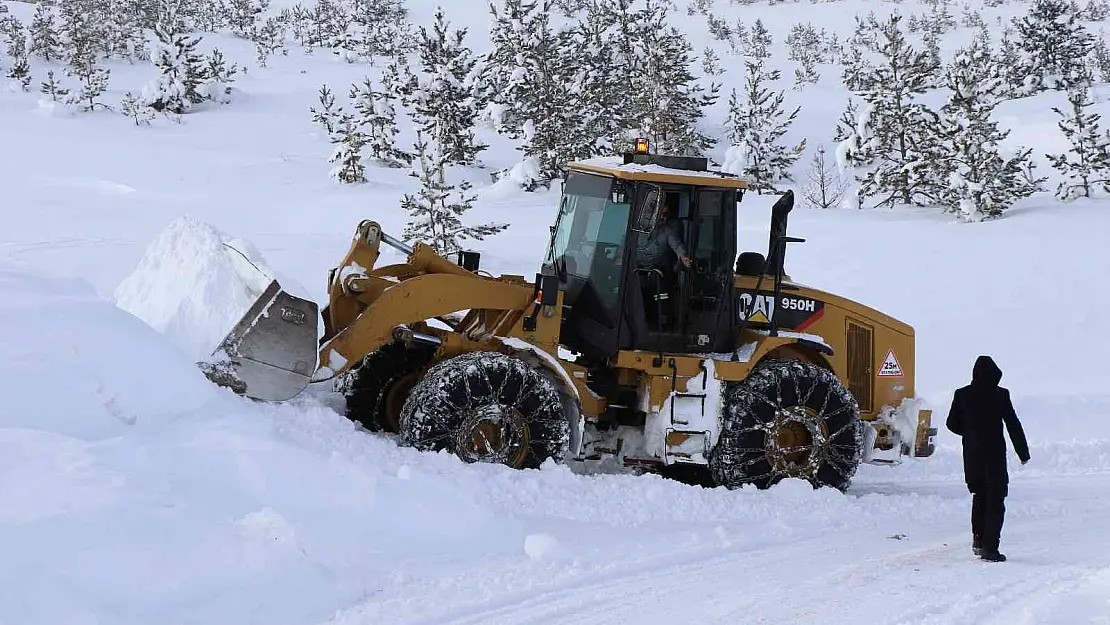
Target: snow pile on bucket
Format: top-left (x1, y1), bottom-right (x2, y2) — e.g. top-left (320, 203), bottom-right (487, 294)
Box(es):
top-left (0, 265), bottom-right (217, 438)
top-left (114, 216), bottom-right (276, 361)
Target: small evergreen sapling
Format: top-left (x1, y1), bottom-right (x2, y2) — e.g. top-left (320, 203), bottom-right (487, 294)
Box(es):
top-left (350, 76), bottom-right (408, 167)
top-left (724, 58), bottom-right (806, 192)
top-left (310, 83), bottom-right (342, 137)
top-left (400, 132), bottom-right (509, 256)
top-left (1046, 70), bottom-right (1110, 200)
top-left (143, 8), bottom-right (206, 114)
top-left (40, 70), bottom-right (69, 102)
top-left (328, 112), bottom-right (368, 184)
top-left (2, 17), bottom-right (31, 91)
top-left (29, 4), bottom-right (62, 62)
top-left (121, 91), bottom-right (156, 125)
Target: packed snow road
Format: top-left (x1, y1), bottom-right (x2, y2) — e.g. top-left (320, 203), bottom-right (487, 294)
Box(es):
top-left (326, 465), bottom-right (1110, 625)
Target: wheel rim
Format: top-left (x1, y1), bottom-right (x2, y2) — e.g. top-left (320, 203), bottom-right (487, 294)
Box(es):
top-left (454, 404), bottom-right (531, 467)
top-left (765, 405), bottom-right (830, 478)
top-left (382, 372), bottom-right (419, 432)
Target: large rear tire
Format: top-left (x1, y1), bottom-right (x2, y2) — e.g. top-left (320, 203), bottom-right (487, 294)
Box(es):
top-left (397, 351), bottom-right (570, 469)
top-left (336, 341), bottom-right (436, 433)
top-left (709, 359), bottom-right (864, 491)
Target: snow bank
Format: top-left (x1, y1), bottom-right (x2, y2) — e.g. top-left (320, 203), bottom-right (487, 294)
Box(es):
top-left (0, 265), bottom-right (218, 439)
top-left (113, 216), bottom-right (276, 360)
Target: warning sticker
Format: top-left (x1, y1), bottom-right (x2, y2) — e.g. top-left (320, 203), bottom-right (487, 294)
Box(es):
top-left (878, 349), bottom-right (903, 377)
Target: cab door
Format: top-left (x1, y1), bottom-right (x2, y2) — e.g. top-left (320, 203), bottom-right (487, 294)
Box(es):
top-left (681, 188), bottom-right (737, 352)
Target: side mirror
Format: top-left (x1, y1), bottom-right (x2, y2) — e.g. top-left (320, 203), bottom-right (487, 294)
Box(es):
top-left (632, 185), bottom-right (662, 233)
top-left (538, 274), bottom-right (560, 306)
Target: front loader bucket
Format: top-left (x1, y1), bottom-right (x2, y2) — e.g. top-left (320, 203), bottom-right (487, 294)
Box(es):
top-left (199, 280), bottom-right (320, 402)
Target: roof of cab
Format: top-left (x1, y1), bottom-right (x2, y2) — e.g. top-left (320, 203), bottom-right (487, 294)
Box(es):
top-left (566, 156), bottom-right (751, 189)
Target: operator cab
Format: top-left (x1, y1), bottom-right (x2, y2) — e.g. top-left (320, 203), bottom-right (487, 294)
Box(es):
top-left (544, 141), bottom-right (746, 363)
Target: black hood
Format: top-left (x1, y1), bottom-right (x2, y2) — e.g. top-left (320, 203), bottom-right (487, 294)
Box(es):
top-left (972, 355), bottom-right (1003, 386)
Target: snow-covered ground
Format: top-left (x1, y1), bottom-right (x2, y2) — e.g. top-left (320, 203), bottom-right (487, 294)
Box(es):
top-left (3, 0), bottom-right (1110, 623)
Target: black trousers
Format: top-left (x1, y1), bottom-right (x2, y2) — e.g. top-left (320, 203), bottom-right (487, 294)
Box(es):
top-left (971, 488), bottom-right (1006, 552)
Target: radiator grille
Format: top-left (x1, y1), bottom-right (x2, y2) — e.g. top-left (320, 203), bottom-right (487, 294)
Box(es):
top-left (846, 321), bottom-right (873, 413)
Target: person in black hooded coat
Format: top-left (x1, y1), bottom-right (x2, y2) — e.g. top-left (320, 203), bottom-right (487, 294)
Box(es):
top-left (946, 355), bottom-right (1031, 562)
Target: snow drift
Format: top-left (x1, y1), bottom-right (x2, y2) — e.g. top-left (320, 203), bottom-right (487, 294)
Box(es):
top-left (0, 264), bottom-right (218, 439)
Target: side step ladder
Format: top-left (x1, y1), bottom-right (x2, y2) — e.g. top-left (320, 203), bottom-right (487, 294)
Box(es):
top-left (664, 358), bottom-right (711, 464)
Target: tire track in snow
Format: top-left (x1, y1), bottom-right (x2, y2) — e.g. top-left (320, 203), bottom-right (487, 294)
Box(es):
top-left (344, 478), bottom-right (1110, 625)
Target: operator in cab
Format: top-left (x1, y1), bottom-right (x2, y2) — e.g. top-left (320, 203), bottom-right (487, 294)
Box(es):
top-left (633, 192), bottom-right (691, 331)
top-left (634, 192), bottom-right (691, 273)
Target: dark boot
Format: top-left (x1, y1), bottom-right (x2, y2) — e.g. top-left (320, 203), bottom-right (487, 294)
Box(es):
top-left (980, 550), bottom-right (1006, 562)
top-left (972, 533), bottom-right (982, 556)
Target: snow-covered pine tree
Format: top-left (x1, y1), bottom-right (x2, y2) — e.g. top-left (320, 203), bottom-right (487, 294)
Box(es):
top-left (310, 83), bottom-right (344, 137)
top-left (1091, 34), bottom-right (1110, 82)
top-left (787, 22), bottom-right (822, 87)
top-left (404, 7), bottom-right (485, 167)
top-left (836, 13), bottom-right (943, 208)
top-left (101, 0), bottom-right (147, 62)
top-left (252, 16), bottom-right (287, 66)
top-left (56, 5), bottom-right (111, 112)
top-left (349, 76), bottom-right (407, 167)
top-left (328, 112), bottom-right (368, 183)
top-left (337, 0), bottom-right (410, 65)
top-left (1084, 0), bottom-right (1110, 20)
top-left (995, 26), bottom-right (1029, 98)
top-left (222, 0), bottom-right (267, 39)
top-left (961, 4), bottom-right (985, 28)
top-left (936, 39), bottom-right (1038, 221)
top-left (142, 3), bottom-right (206, 114)
top-left (491, 0), bottom-right (586, 188)
top-left (840, 13), bottom-right (880, 93)
top-left (724, 58), bottom-right (806, 192)
top-left (59, 0), bottom-right (102, 65)
top-left (1046, 67), bottom-right (1110, 200)
top-left (802, 144), bottom-right (849, 209)
top-left (1, 16), bottom-right (30, 91)
top-left (29, 4), bottom-right (62, 62)
top-left (630, 0), bottom-right (719, 155)
top-left (121, 91), bottom-right (156, 125)
top-left (284, 4), bottom-right (313, 48)
top-left (401, 131), bottom-right (509, 255)
top-left (40, 70), bottom-right (70, 102)
top-left (484, 0), bottom-right (543, 136)
top-left (65, 55), bottom-right (112, 111)
top-left (202, 48), bottom-right (239, 102)
top-left (701, 46), bottom-right (723, 76)
top-left (304, 0), bottom-right (349, 52)
top-left (747, 18), bottom-right (772, 59)
top-left (565, 1), bottom-right (628, 156)
top-left (922, 0), bottom-right (956, 36)
top-left (832, 97), bottom-right (860, 143)
top-left (1013, 0), bottom-right (1094, 92)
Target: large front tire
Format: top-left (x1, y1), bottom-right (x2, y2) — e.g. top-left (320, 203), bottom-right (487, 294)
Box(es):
top-left (709, 359), bottom-right (864, 491)
top-left (398, 351), bottom-right (570, 469)
top-left (335, 341), bottom-right (435, 433)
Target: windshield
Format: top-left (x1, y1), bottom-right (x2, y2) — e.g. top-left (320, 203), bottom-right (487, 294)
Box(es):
top-left (548, 171), bottom-right (631, 312)
top-left (550, 173), bottom-right (629, 268)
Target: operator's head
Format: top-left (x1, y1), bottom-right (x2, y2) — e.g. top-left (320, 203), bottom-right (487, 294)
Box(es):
top-left (662, 192), bottom-right (679, 221)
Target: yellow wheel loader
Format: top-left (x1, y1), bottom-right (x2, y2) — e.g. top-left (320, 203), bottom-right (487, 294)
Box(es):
top-left (202, 143), bottom-right (936, 491)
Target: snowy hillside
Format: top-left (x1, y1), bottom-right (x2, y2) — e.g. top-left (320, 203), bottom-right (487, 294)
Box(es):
top-left (4, 0), bottom-right (1110, 622)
